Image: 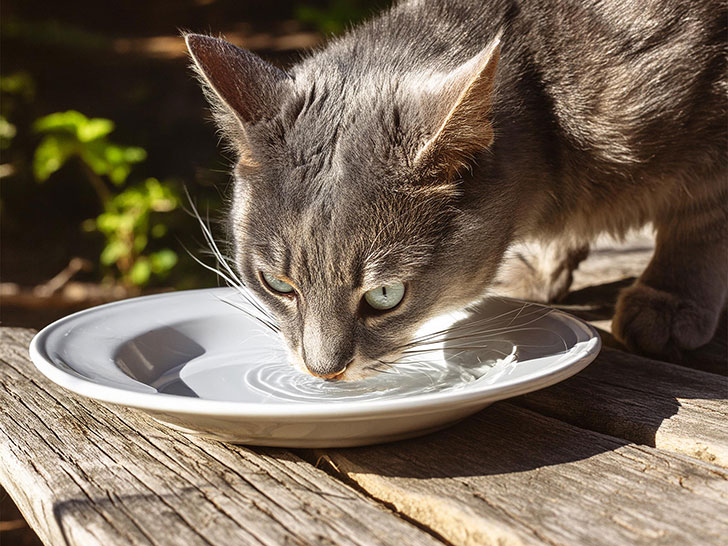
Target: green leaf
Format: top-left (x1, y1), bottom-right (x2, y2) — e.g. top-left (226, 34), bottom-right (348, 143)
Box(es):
top-left (100, 239), bottom-right (127, 266)
top-left (95, 212), bottom-right (121, 233)
top-left (150, 223), bottom-right (167, 238)
top-left (35, 111), bottom-right (115, 143)
top-left (33, 111), bottom-right (145, 186)
top-left (122, 146), bottom-right (146, 164)
top-left (104, 144), bottom-right (123, 163)
top-left (129, 259), bottom-right (152, 286)
top-left (79, 143), bottom-right (111, 176)
top-left (0, 72), bottom-right (36, 101)
top-left (33, 110), bottom-right (88, 134)
top-left (77, 117), bottom-right (114, 142)
top-left (33, 134), bottom-right (77, 181)
top-left (133, 234), bottom-right (148, 253)
top-left (0, 116), bottom-right (17, 149)
top-left (0, 116), bottom-right (17, 139)
top-left (108, 164), bottom-right (131, 185)
top-left (118, 214), bottom-right (136, 234)
top-left (113, 187), bottom-right (145, 210)
top-left (150, 249), bottom-right (178, 274)
top-left (145, 178), bottom-right (178, 211)
top-left (81, 218), bottom-right (97, 232)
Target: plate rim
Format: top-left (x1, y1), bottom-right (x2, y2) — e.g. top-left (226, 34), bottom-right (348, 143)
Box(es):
top-left (29, 288), bottom-right (602, 419)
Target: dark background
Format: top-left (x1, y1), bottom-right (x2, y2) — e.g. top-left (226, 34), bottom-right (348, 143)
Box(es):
top-left (0, 3), bottom-right (387, 542)
top-left (0, 0), bottom-right (388, 329)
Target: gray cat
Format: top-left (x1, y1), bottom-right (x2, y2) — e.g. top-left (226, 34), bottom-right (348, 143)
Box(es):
top-left (185, 0), bottom-right (727, 379)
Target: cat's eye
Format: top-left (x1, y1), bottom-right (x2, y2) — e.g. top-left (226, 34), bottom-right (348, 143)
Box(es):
top-left (364, 282), bottom-right (405, 311)
top-left (261, 272), bottom-right (294, 295)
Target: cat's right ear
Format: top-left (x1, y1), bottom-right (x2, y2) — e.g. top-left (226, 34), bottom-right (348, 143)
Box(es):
top-left (413, 33), bottom-right (501, 178)
top-left (185, 34), bottom-right (291, 135)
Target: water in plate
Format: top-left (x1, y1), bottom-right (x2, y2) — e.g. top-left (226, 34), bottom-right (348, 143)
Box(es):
top-left (151, 338), bottom-right (519, 404)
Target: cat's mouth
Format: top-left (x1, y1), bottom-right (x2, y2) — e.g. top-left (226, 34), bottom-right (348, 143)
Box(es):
top-left (309, 361), bottom-right (352, 380)
top-left (287, 347), bottom-right (393, 382)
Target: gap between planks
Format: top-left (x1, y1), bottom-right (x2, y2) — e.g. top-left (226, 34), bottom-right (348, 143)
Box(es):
top-left (515, 345), bottom-right (728, 467)
top-left (3, 325), bottom-right (727, 546)
top-left (317, 404), bottom-right (728, 546)
top-left (0, 328), bottom-right (444, 546)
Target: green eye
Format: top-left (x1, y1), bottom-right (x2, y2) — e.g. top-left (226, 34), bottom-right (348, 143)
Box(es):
top-left (261, 272), bottom-right (294, 294)
top-left (364, 282), bottom-right (405, 311)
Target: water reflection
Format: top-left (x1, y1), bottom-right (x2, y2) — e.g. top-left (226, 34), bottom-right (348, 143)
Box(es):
top-left (113, 297), bottom-right (571, 404)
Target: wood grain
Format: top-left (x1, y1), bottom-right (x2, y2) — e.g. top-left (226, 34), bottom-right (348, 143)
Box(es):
top-left (320, 403), bottom-right (728, 546)
top-left (0, 328), bottom-right (443, 546)
top-left (516, 346), bottom-right (728, 466)
top-left (3, 322), bottom-right (727, 546)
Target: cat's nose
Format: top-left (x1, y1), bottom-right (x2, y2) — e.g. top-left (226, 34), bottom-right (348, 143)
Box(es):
top-left (302, 313), bottom-right (354, 379)
top-left (305, 357), bottom-right (352, 379)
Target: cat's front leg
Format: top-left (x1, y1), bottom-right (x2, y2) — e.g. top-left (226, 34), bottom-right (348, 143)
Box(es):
top-left (613, 208), bottom-right (728, 360)
top-left (493, 239), bottom-right (590, 303)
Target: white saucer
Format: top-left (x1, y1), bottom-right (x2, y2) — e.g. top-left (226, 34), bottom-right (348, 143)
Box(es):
top-left (29, 288), bottom-right (600, 447)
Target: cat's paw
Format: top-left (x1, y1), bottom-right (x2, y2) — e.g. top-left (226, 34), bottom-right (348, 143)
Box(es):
top-left (613, 283), bottom-right (718, 359)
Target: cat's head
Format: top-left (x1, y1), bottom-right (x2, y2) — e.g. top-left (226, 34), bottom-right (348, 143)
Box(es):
top-left (186, 33), bottom-right (515, 379)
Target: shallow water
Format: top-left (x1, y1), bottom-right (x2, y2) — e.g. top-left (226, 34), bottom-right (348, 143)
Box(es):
top-left (147, 301), bottom-right (573, 404)
top-left (152, 340), bottom-right (518, 404)
top-left (246, 347), bottom-right (518, 403)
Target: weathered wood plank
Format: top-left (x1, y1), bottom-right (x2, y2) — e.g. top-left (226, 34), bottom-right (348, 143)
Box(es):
top-left (570, 230), bottom-right (655, 292)
top-left (0, 328), bottom-right (443, 546)
top-left (516, 346), bottom-right (728, 466)
top-left (319, 404), bottom-right (728, 546)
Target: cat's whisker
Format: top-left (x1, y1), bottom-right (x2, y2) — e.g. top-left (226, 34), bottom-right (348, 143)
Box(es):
top-left (399, 305), bottom-right (552, 349)
top-left (398, 307), bottom-right (554, 350)
top-left (401, 344), bottom-right (504, 354)
top-left (216, 296), bottom-right (281, 334)
top-left (364, 363), bottom-right (398, 375)
top-left (185, 189), bottom-right (278, 324)
top-left (360, 359), bottom-right (402, 375)
top-left (505, 302), bottom-right (529, 327)
top-left (184, 189), bottom-right (240, 277)
top-left (181, 242), bottom-right (242, 288)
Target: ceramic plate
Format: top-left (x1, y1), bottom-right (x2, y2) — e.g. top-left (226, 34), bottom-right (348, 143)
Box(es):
top-left (29, 288), bottom-right (600, 447)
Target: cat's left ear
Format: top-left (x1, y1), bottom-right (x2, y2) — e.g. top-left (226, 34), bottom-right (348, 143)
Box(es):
top-left (414, 33), bottom-right (501, 176)
top-left (185, 33), bottom-right (292, 141)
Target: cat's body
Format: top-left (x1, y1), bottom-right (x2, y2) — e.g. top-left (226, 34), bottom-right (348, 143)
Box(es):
top-left (301, 0), bottom-right (726, 238)
top-left (186, 0), bottom-right (727, 378)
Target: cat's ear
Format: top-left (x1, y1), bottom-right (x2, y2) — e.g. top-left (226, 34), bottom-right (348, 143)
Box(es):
top-left (414, 34), bottom-right (501, 177)
top-left (185, 33), bottom-right (291, 131)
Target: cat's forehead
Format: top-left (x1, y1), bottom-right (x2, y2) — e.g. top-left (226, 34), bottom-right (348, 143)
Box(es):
top-left (246, 177), bottom-right (451, 290)
top-left (241, 71), bottom-right (457, 285)
top-left (276, 71), bottom-right (417, 166)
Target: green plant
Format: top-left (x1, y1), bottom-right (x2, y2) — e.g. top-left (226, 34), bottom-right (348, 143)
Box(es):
top-left (0, 115), bottom-right (16, 150)
top-left (85, 178), bottom-right (179, 286)
top-left (295, 0), bottom-right (377, 35)
top-left (33, 110), bottom-right (146, 189)
top-left (0, 72), bottom-right (35, 150)
top-left (33, 110), bottom-right (179, 288)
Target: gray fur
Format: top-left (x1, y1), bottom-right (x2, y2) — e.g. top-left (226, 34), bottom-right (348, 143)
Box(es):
top-left (186, 0), bottom-right (727, 376)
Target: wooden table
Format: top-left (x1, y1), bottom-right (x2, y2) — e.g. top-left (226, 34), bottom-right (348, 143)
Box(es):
top-left (2, 236), bottom-right (727, 545)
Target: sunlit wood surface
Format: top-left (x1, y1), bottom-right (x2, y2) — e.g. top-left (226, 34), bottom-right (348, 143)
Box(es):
top-left (1, 233), bottom-right (726, 545)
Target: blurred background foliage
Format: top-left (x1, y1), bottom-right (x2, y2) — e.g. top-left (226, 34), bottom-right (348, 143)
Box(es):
top-left (0, 0), bottom-right (389, 329)
top-left (1, 2), bottom-right (390, 543)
